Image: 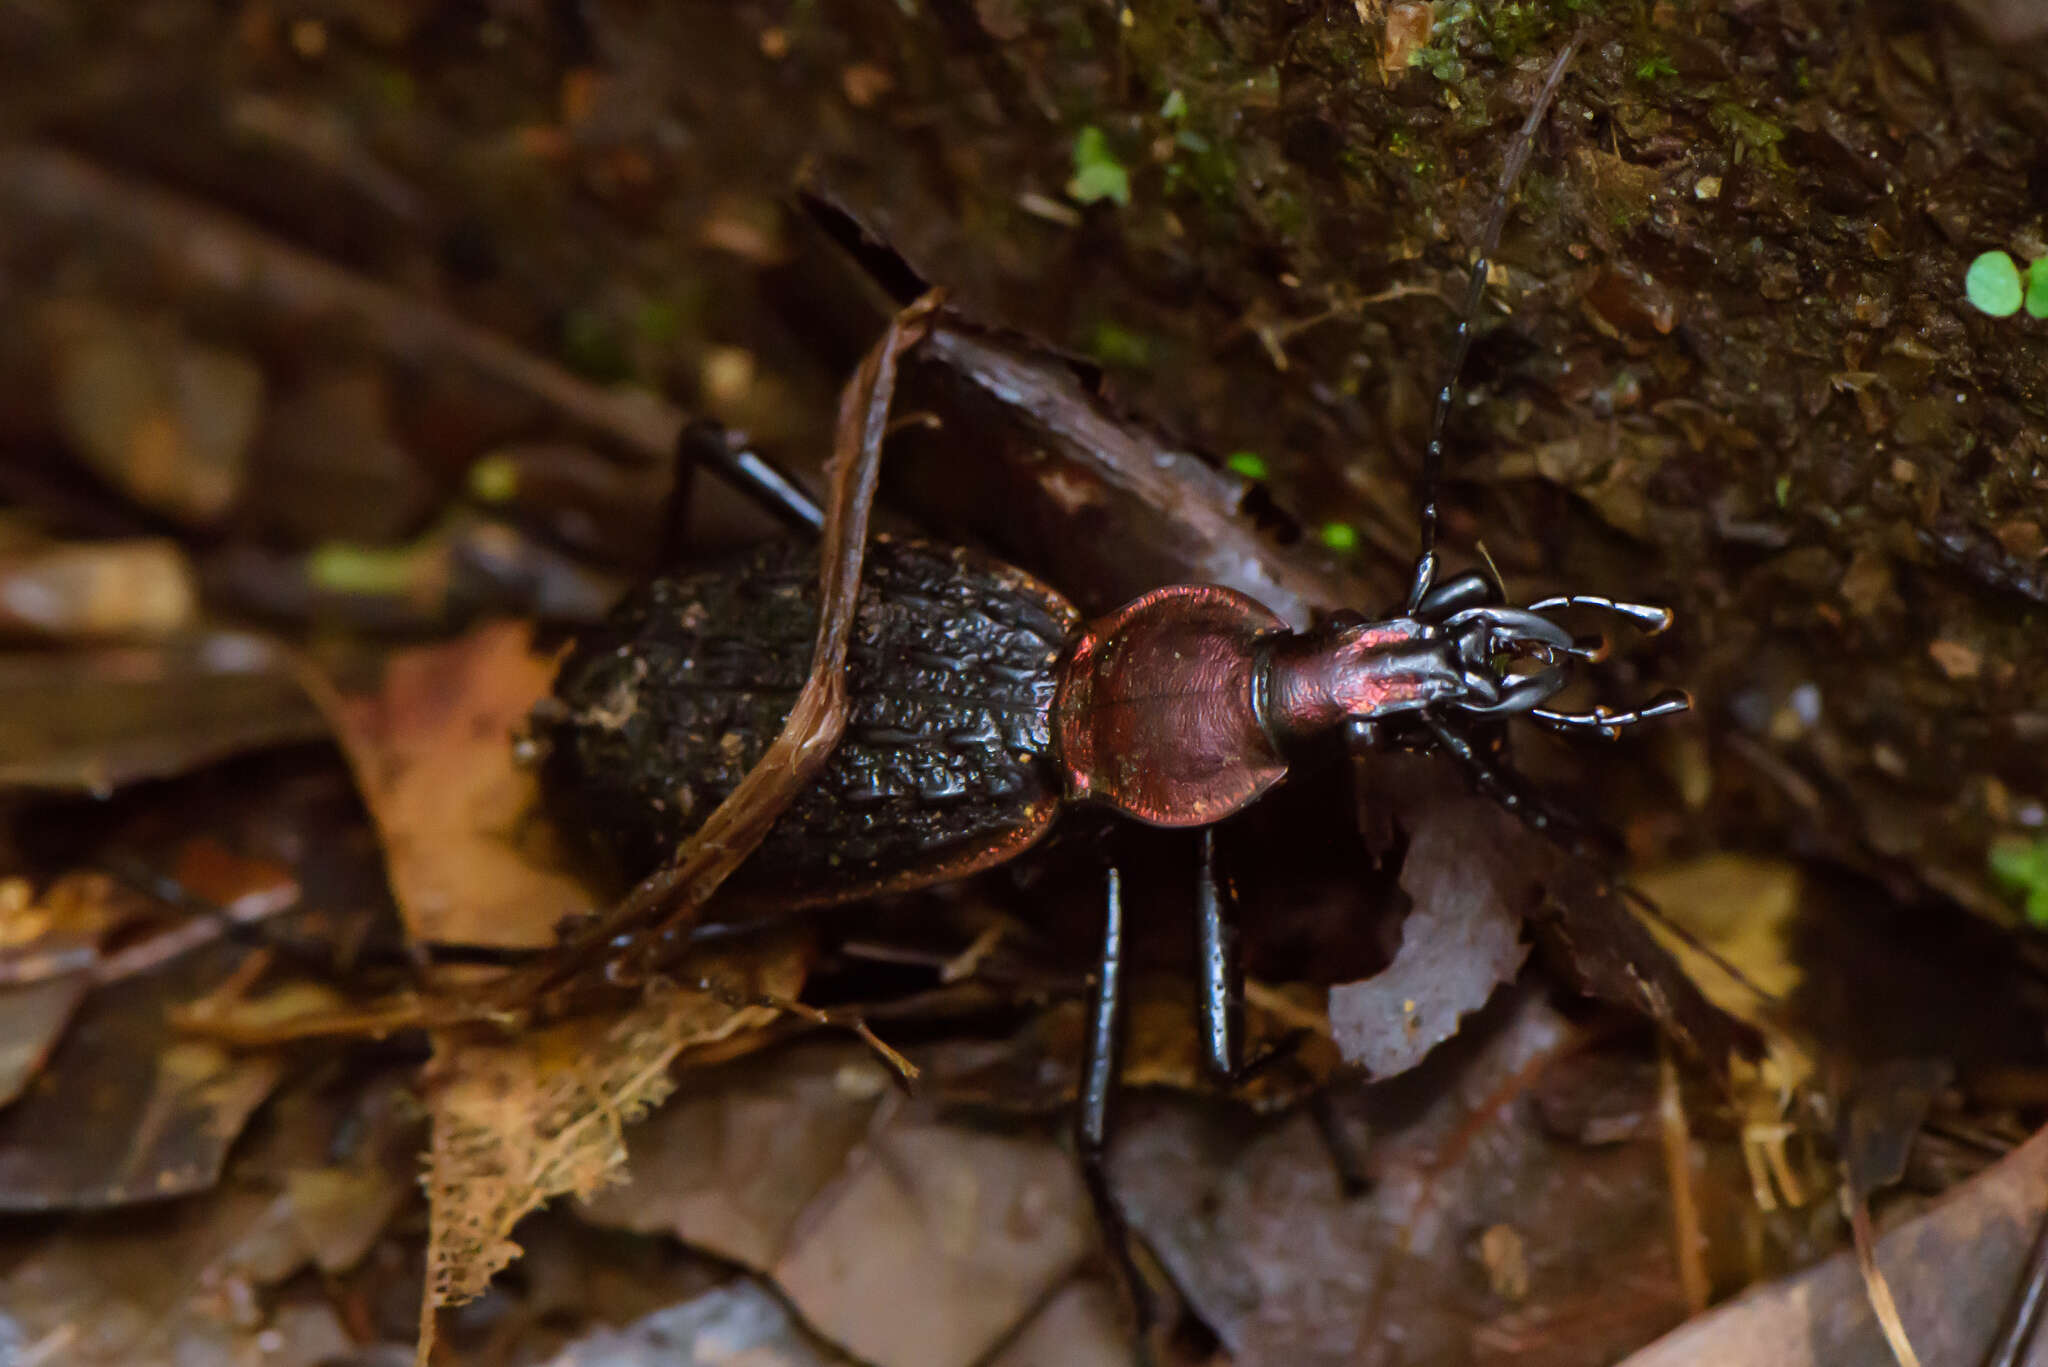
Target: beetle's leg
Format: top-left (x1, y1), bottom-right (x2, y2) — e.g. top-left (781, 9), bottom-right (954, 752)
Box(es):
top-left (1194, 828), bottom-right (1243, 1080)
top-left (1530, 689), bottom-right (1693, 738)
top-left (1419, 714), bottom-right (1605, 854)
top-left (1078, 863), bottom-right (1155, 1354)
top-left (1193, 830), bottom-right (1311, 1090)
top-left (1525, 593), bottom-right (1676, 635)
top-left (671, 418), bottom-right (826, 552)
top-left (1414, 567), bottom-right (1502, 620)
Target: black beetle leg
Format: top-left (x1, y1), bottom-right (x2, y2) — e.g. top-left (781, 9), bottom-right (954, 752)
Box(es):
top-left (671, 418), bottom-right (826, 554)
top-left (1413, 567), bottom-right (1502, 620)
top-left (1078, 863), bottom-right (1155, 1356)
top-left (1194, 828), bottom-right (1243, 1081)
top-left (1422, 714), bottom-right (1572, 841)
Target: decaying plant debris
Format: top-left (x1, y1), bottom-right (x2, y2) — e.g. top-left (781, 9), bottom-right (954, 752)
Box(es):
top-left (2, 2), bottom-right (2047, 1365)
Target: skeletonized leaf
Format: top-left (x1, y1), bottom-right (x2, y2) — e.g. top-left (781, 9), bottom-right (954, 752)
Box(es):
top-left (419, 945), bottom-right (804, 1355)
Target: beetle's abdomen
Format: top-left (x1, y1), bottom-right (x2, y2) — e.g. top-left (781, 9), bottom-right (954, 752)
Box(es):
top-left (536, 537), bottom-right (1078, 902)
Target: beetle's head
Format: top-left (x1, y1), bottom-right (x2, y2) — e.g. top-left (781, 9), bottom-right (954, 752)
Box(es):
top-left (1403, 563), bottom-right (1691, 736)
top-left (1263, 565), bottom-right (1690, 744)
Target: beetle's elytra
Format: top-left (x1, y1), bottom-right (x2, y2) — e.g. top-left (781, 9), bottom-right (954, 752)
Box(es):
top-left (536, 536), bottom-right (1077, 901)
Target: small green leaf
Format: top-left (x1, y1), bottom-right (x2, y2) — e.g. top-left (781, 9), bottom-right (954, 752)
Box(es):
top-left (1965, 250), bottom-right (2023, 317)
top-left (1635, 54), bottom-right (1677, 80)
top-left (1067, 126), bottom-right (1130, 208)
top-left (2026, 258), bottom-right (2048, 319)
top-left (1159, 89), bottom-right (1187, 121)
top-left (1990, 837), bottom-right (2048, 928)
top-left (1320, 521), bottom-right (1359, 553)
top-left (1225, 451), bottom-right (1269, 481)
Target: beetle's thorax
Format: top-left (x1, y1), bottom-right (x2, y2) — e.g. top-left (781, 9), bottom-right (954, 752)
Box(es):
top-left (1051, 590), bottom-right (1486, 828)
top-left (1052, 583), bottom-right (1288, 828)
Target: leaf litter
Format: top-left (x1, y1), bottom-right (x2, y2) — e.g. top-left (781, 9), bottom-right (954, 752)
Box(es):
top-left (4, 2), bottom-right (2048, 1360)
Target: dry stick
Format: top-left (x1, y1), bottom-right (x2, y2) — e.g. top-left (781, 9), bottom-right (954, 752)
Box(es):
top-left (1657, 1047), bottom-right (1711, 1316)
top-left (0, 142), bottom-right (680, 460)
top-left (1847, 1191), bottom-right (1925, 1367)
top-left (500, 291), bottom-right (943, 1010)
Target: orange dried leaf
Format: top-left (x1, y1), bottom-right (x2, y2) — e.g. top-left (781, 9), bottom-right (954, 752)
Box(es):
top-left (319, 621), bottom-right (591, 948)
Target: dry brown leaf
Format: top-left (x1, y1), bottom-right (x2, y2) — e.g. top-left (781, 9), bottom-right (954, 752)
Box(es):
top-left (576, 1040), bottom-right (894, 1270)
top-left (1618, 1122), bottom-right (2048, 1367)
top-left (1631, 854), bottom-right (1811, 1093)
top-left (418, 945), bottom-right (804, 1361)
top-left (1330, 793), bottom-right (1535, 1076)
top-left (0, 974), bottom-right (88, 1108)
top-left (770, 1115), bottom-right (1092, 1367)
top-left (318, 621), bottom-right (591, 948)
top-left (0, 634), bottom-right (327, 793)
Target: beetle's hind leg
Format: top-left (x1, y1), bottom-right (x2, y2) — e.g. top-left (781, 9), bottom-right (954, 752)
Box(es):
top-left (1077, 863), bottom-right (1161, 1362)
top-left (1194, 828), bottom-right (1244, 1081)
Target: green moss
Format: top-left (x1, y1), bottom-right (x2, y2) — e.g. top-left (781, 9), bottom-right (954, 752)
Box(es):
top-left (1473, 0), bottom-right (1556, 59)
top-left (1635, 53), bottom-right (1677, 80)
top-left (1088, 318), bottom-right (1152, 368)
top-left (1163, 127), bottom-right (1241, 211)
top-left (1711, 102), bottom-right (1787, 168)
top-left (560, 308), bottom-right (631, 381)
top-left (1409, 0), bottom-right (1475, 81)
top-left (1261, 187), bottom-right (1309, 240)
top-left (636, 299), bottom-right (684, 348)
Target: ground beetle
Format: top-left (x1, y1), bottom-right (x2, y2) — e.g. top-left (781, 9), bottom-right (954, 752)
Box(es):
top-left (530, 36), bottom-right (1686, 1344)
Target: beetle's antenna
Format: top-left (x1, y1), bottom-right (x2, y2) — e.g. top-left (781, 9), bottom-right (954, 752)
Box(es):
top-left (1409, 33), bottom-right (1583, 612)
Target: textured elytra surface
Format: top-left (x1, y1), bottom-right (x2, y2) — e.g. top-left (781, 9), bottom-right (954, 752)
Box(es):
top-left (536, 537), bottom-right (1079, 899)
